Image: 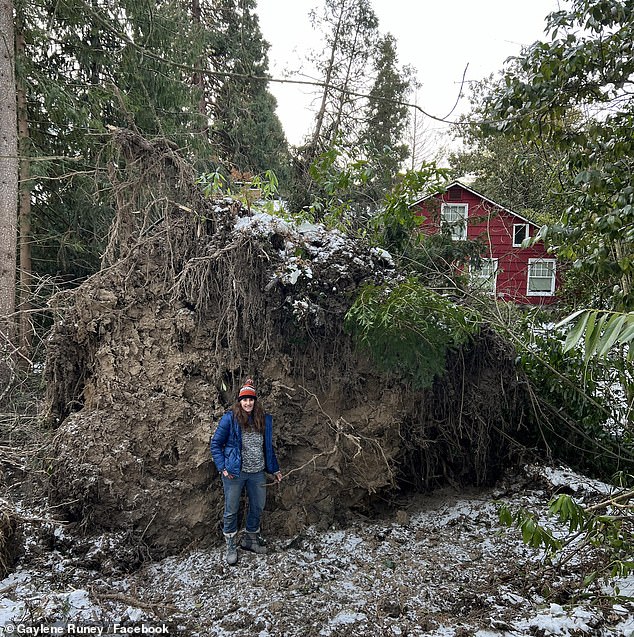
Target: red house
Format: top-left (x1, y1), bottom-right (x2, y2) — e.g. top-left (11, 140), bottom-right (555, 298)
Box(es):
top-left (413, 181), bottom-right (558, 305)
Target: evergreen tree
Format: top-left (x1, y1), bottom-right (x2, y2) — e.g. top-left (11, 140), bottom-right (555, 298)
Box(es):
top-left (17, 0), bottom-right (289, 289)
top-left (289, 0), bottom-right (381, 213)
top-left (18, 0), bottom-right (212, 283)
top-left (359, 33), bottom-right (411, 203)
top-left (308, 0), bottom-right (379, 156)
top-left (211, 0), bottom-right (290, 181)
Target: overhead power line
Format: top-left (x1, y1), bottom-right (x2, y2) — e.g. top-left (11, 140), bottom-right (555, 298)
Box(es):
top-left (60, 0), bottom-right (472, 127)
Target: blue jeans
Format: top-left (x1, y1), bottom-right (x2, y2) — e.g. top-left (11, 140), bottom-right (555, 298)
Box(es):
top-left (222, 471), bottom-right (266, 534)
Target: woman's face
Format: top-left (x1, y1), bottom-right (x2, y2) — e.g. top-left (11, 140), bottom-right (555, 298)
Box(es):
top-left (240, 397), bottom-right (255, 414)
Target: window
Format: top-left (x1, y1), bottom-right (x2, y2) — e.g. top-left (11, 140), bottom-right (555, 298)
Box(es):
top-left (527, 259), bottom-right (556, 296)
top-left (441, 203), bottom-right (468, 240)
top-left (471, 258), bottom-right (498, 294)
top-left (513, 223), bottom-right (530, 247)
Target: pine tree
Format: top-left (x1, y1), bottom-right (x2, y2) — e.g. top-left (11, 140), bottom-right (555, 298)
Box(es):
top-left (13, 0), bottom-right (289, 310)
top-left (359, 33), bottom-right (411, 202)
top-left (211, 0), bottom-right (290, 181)
top-left (17, 0), bottom-right (213, 283)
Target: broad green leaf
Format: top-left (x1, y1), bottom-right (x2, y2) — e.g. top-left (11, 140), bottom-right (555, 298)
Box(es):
top-left (585, 312), bottom-right (607, 359)
top-left (563, 310), bottom-right (590, 352)
top-left (499, 506), bottom-right (513, 526)
top-left (597, 314), bottom-right (628, 356)
top-left (616, 317), bottom-right (634, 344)
top-left (521, 518), bottom-right (536, 544)
top-left (554, 308), bottom-right (590, 330)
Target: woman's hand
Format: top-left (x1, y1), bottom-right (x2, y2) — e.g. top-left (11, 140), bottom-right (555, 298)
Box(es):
top-left (222, 469), bottom-right (233, 479)
top-left (274, 471), bottom-right (283, 483)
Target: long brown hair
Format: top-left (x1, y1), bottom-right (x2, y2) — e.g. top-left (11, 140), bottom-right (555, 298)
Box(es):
top-left (232, 399), bottom-right (265, 432)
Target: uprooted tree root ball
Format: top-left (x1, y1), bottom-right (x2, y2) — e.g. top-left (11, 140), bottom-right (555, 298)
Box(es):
top-left (44, 129), bottom-right (528, 558)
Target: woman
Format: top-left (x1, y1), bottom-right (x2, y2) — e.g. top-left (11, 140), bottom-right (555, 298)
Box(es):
top-left (210, 378), bottom-right (283, 565)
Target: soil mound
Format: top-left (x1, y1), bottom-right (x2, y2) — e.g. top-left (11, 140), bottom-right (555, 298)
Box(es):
top-left (44, 131), bottom-right (525, 557)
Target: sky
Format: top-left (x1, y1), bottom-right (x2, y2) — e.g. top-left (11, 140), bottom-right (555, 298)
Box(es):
top-left (256, 0), bottom-right (564, 151)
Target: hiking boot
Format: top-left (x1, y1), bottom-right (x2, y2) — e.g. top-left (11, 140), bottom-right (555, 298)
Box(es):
top-left (240, 531), bottom-right (267, 554)
top-left (224, 533), bottom-right (238, 565)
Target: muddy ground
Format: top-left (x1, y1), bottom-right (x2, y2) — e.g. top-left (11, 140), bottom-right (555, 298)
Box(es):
top-left (1, 463), bottom-right (633, 636)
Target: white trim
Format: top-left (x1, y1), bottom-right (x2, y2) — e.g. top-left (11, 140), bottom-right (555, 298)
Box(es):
top-left (513, 223), bottom-right (530, 247)
top-left (413, 180), bottom-right (540, 228)
top-left (440, 202), bottom-right (468, 240)
top-left (527, 258), bottom-right (556, 296)
top-left (470, 258), bottom-right (498, 294)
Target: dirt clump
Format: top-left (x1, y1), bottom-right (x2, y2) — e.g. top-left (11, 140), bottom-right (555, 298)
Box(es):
top-left (44, 130), bottom-right (526, 558)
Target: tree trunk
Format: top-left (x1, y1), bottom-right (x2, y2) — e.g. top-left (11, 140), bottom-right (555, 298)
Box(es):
top-left (309, 3), bottom-right (345, 156)
top-left (16, 24), bottom-right (31, 359)
top-left (329, 19), bottom-right (363, 142)
top-left (0, 0), bottom-right (18, 382)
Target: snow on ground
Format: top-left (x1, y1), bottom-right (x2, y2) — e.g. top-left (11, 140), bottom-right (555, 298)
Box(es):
top-left (1, 464), bottom-right (632, 636)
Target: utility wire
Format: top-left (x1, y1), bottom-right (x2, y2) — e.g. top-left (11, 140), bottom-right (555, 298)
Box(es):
top-left (61, 0), bottom-right (475, 127)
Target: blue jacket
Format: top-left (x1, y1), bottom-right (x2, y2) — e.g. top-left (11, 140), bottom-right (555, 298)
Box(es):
top-left (210, 411), bottom-right (280, 476)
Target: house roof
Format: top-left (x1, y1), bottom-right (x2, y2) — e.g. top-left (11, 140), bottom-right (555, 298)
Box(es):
top-left (412, 180), bottom-right (541, 228)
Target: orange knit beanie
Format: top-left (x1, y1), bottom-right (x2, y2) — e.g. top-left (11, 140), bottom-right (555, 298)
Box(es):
top-left (238, 378), bottom-right (257, 400)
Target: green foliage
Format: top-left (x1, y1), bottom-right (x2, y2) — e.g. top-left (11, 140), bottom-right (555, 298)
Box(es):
top-left (303, 145), bottom-right (448, 239)
top-left (408, 233), bottom-right (487, 289)
top-left (556, 309), bottom-right (634, 361)
top-left (371, 164), bottom-right (449, 255)
top-left (18, 0), bottom-right (210, 281)
top-left (309, 0), bottom-right (379, 151)
top-left (516, 320), bottom-right (633, 478)
top-left (470, 0), bottom-right (634, 475)
top-left (289, 1), bottom-right (411, 214)
top-left (549, 493), bottom-right (587, 533)
top-left (498, 504), bottom-right (562, 553)
top-left (197, 170), bottom-right (229, 199)
top-left (18, 0), bottom-right (289, 284)
top-left (304, 153), bottom-right (485, 289)
top-left (306, 141), bottom-right (375, 229)
top-left (480, 0), bottom-right (634, 309)
top-left (196, 168), bottom-right (280, 214)
top-left (358, 33), bottom-right (411, 199)
top-left (344, 277), bottom-right (480, 388)
top-left (498, 488), bottom-right (634, 591)
top-left (211, 0), bottom-right (290, 181)
top-left (449, 75), bottom-right (568, 219)
top-left (293, 144), bottom-right (482, 295)
top-left (552, 308), bottom-right (634, 433)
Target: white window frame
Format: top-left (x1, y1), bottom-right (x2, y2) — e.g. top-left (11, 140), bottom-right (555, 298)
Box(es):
top-left (527, 258), bottom-right (556, 296)
top-left (470, 258), bottom-right (498, 294)
top-left (440, 203), bottom-right (468, 241)
top-left (513, 223), bottom-right (530, 247)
